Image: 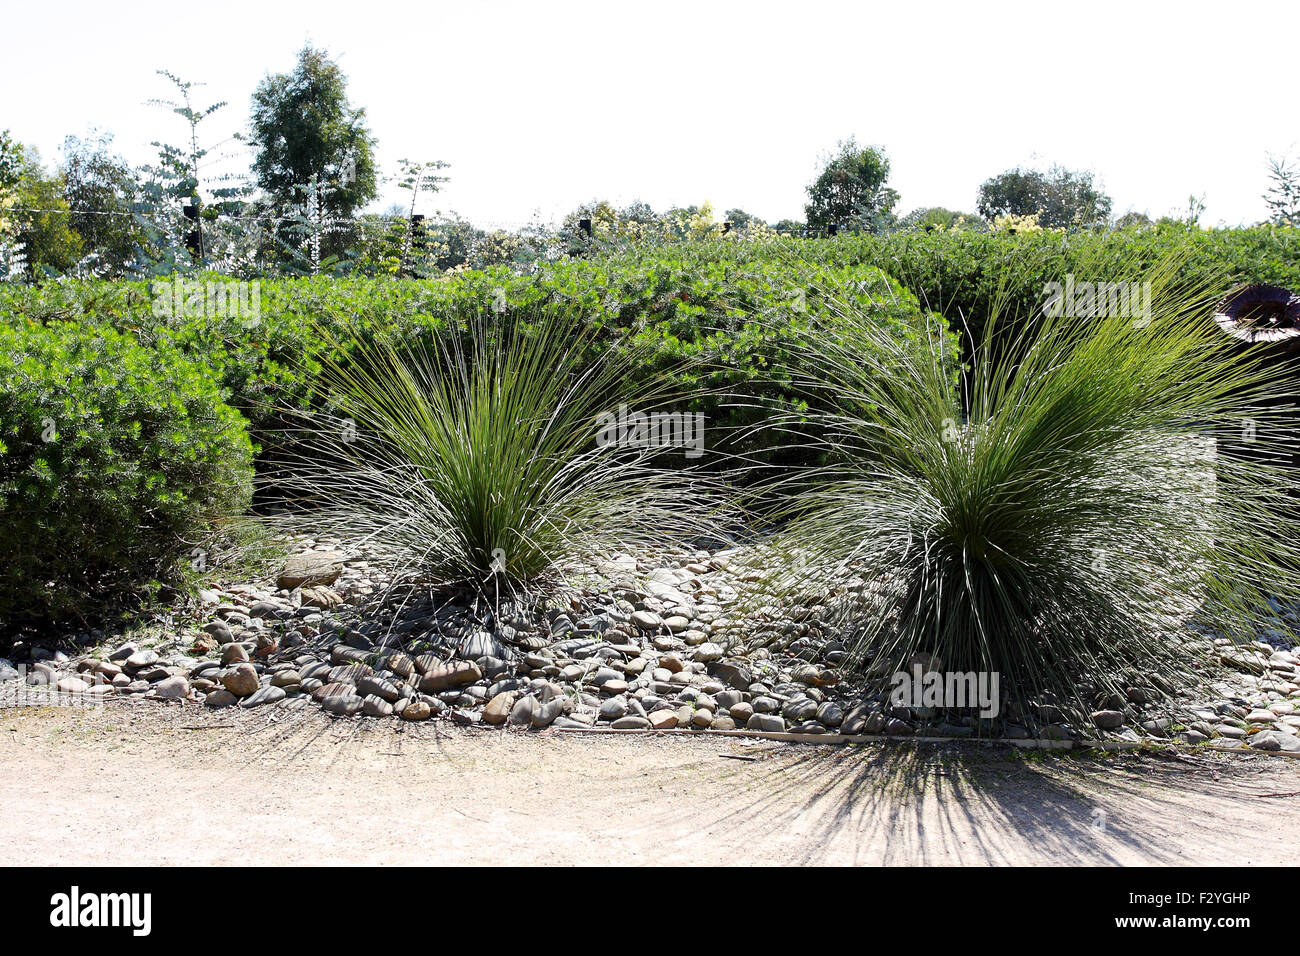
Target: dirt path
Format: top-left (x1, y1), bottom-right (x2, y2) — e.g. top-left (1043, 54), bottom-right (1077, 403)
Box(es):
top-left (2, 702), bottom-right (1298, 865)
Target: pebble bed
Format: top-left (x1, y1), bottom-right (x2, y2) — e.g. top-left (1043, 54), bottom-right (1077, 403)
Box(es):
top-left (4, 543), bottom-right (1300, 753)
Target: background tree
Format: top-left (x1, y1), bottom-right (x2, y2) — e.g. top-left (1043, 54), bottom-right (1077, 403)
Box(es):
top-left (562, 199), bottom-right (621, 238)
top-left (60, 131), bottom-right (147, 273)
top-left (248, 45), bottom-right (378, 254)
top-left (895, 206), bottom-right (987, 232)
top-left (0, 131), bottom-right (22, 243)
top-left (724, 207), bottom-right (759, 230)
top-left (0, 137), bottom-right (82, 274)
top-left (1264, 155), bottom-right (1300, 226)
top-left (1156, 194), bottom-right (1206, 228)
top-left (659, 202), bottom-right (724, 241)
top-left (976, 164), bottom-right (1112, 228)
top-left (560, 199), bottom-right (666, 251)
top-left (394, 157), bottom-right (450, 274)
top-left (141, 71), bottom-right (249, 268)
top-left (804, 139), bottom-right (899, 234)
top-left (1114, 211), bottom-right (1153, 229)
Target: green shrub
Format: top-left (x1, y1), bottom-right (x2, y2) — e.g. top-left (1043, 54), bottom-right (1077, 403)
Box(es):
top-left (0, 256), bottom-right (944, 478)
top-left (776, 224), bottom-right (1300, 346)
top-left (0, 319), bottom-right (254, 627)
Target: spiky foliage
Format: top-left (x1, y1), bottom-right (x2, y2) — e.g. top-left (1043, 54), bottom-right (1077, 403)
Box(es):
top-left (744, 248), bottom-right (1300, 725)
top-left (262, 307), bottom-right (722, 600)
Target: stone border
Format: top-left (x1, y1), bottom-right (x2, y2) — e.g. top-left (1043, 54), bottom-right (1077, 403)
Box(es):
top-left (547, 725), bottom-right (1300, 758)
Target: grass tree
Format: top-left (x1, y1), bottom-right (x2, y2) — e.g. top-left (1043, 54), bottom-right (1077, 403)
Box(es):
top-left (263, 307), bottom-right (723, 611)
top-left (743, 247), bottom-right (1300, 726)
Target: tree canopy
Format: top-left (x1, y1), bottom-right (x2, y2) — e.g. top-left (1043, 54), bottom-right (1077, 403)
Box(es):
top-left (248, 46), bottom-right (378, 220)
top-left (976, 165), bottom-right (1112, 228)
top-left (805, 139), bottom-right (899, 233)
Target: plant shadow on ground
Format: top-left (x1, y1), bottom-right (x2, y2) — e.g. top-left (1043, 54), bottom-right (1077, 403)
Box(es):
top-left (676, 741), bottom-right (1267, 865)
top-left (167, 703), bottom-right (1289, 866)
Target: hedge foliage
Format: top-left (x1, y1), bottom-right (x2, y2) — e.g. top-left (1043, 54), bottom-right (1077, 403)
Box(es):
top-left (0, 319), bottom-right (254, 626)
top-left (0, 250), bottom-right (947, 474)
top-left (784, 223), bottom-right (1300, 344)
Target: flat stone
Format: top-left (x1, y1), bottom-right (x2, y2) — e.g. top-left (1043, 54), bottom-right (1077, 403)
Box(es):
top-left (483, 692), bottom-right (515, 725)
top-left (611, 716), bottom-right (652, 730)
top-left (1091, 710), bottom-right (1126, 730)
top-left (531, 699), bottom-right (564, 729)
top-left (649, 710), bottom-right (678, 730)
top-left (152, 676), bottom-right (190, 700)
top-left (746, 713), bottom-right (785, 733)
top-left (599, 696), bottom-right (629, 721)
top-left (630, 610), bottom-right (663, 631)
top-left (694, 642), bottom-right (724, 663)
top-left (356, 675), bottom-right (400, 702)
top-left (419, 661), bottom-right (483, 692)
top-left (277, 551), bottom-right (345, 590)
top-left (299, 661), bottom-right (332, 681)
top-left (248, 600), bottom-right (290, 620)
top-left (400, 699), bottom-right (433, 721)
top-left (459, 630), bottom-right (508, 660)
top-left (201, 621), bottom-right (233, 644)
top-left (782, 698), bottom-right (818, 721)
top-left (321, 693), bottom-right (364, 716)
top-left (362, 695), bottom-right (394, 717)
top-left (1249, 731), bottom-right (1300, 752)
top-left (311, 680), bottom-right (353, 701)
top-left (708, 660), bottom-right (753, 689)
top-left (125, 650), bottom-right (158, 670)
top-left (300, 586), bottom-right (344, 610)
top-left (204, 689), bottom-right (238, 708)
top-left (240, 685), bottom-right (286, 708)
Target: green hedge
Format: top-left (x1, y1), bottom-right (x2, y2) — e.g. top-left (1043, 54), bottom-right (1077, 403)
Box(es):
top-left (0, 319), bottom-right (254, 626)
top-left (779, 224), bottom-right (1300, 345)
top-left (0, 252), bottom-right (948, 476)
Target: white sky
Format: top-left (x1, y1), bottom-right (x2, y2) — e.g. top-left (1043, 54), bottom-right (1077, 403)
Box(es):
top-left (2, 0), bottom-right (1296, 228)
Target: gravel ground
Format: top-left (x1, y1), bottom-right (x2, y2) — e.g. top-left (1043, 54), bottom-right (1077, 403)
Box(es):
top-left (3, 700), bottom-right (1299, 866)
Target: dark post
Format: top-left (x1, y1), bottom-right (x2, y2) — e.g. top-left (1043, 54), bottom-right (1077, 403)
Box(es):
top-left (183, 203), bottom-right (202, 259)
top-left (578, 218), bottom-right (593, 239)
